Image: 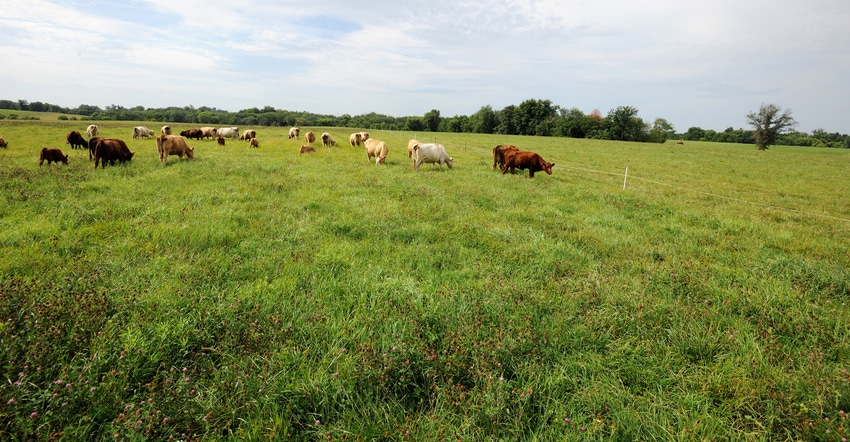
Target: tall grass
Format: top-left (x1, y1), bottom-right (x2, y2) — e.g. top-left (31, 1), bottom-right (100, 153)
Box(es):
top-left (1, 121), bottom-right (849, 440)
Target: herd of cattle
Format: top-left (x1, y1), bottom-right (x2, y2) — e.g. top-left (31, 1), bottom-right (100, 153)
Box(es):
top-left (4, 123), bottom-right (555, 177)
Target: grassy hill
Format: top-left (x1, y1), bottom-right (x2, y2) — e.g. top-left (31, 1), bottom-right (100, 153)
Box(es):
top-left (1, 121), bottom-right (849, 440)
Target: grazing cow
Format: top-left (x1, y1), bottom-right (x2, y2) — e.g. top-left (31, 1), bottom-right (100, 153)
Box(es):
top-left (321, 132), bottom-right (336, 147)
top-left (162, 125), bottom-right (172, 135)
top-left (249, 138), bottom-right (259, 148)
top-left (87, 137), bottom-right (100, 160)
top-left (66, 130), bottom-right (87, 150)
top-left (39, 147), bottom-right (68, 166)
top-left (199, 127), bottom-right (217, 140)
top-left (93, 138), bottom-right (134, 168)
top-left (0, 137), bottom-right (7, 148)
top-left (180, 129), bottom-right (203, 140)
top-left (493, 145), bottom-right (519, 170)
top-left (132, 126), bottom-right (155, 139)
top-left (349, 132), bottom-right (369, 146)
top-left (299, 145), bottom-right (316, 155)
top-left (364, 138), bottom-right (388, 165)
top-left (86, 124), bottom-right (99, 138)
top-left (288, 127), bottom-right (300, 139)
top-left (217, 136), bottom-right (226, 146)
top-left (412, 143), bottom-right (454, 171)
top-left (349, 132), bottom-right (362, 146)
top-left (217, 127), bottom-right (239, 139)
top-left (501, 150), bottom-right (554, 178)
top-left (156, 134), bottom-right (194, 164)
top-left (240, 129), bottom-right (257, 140)
top-left (304, 131), bottom-right (316, 144)
top-left (676, 139), bottom-right (684, 145)
top-left (407, 139), bottom-right (420, 158)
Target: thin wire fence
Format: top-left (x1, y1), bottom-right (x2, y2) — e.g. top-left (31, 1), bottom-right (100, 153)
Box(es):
top-left (560, 164), bottom-right (850, 223)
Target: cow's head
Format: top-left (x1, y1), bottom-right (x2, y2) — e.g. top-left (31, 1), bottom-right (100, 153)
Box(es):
top-left (446, 157), bottom-right (454, 168)
top-left (61, 154), bottom-right (69, 164)
top-left (186, 147), bottom-right (195, 159)
top-left (543, 161), bottom-right (554, 175)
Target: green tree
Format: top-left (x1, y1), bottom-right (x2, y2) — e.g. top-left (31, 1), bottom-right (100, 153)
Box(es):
top-left (423, 109), bottom-right (441, 132)
top-left (746, 103), bottom-right (797, 150)
top-left (515, 99), bottom-right (557, 136)
top-left (468, 105), bottom-right (498, 134)
top-left (606, 106), bottom-right (647, 141)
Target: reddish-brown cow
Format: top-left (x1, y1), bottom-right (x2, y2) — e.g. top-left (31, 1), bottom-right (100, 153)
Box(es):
top-left (94, 138), bottom-right (134, 168)
top-left (299, 145), bottom-right (316, 155)
top-left (501, 150), bottom-right (554, 178)
top-left (66, 130), bottom-right (87, 150)
top-left (493, 144), bottom-right (519, 170)
top-left (40, 147), bottom-right (68, 166)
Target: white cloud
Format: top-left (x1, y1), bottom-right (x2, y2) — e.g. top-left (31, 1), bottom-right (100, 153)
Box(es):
top-left (0, 0), bottom-right (848, 131)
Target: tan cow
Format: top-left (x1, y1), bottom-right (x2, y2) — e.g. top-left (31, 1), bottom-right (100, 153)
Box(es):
top-left (364, 138), bottom-right (388, 165)
top-left (407, 139), bottom-right (420, 158)
top-left (86, 124), bottom-right (99, 138)
top-left (157, 134), bottom-right (195, 164)
top-left (288, 127), bottom-right (300, 139)
top-left (304, 131), bottom-right (316, 144)
top-left (249, 138), bottom-right (259, 148)
top-left (240, 129), bottom-right (257, 140)
top-left (321, 132), bottom-right (336, 147)
top-left (299, 145), bottom-right (316, 155)
top-left (349, 131), bottom-right (369, 146)
top-left (199, 127), bottom-right (217, 140)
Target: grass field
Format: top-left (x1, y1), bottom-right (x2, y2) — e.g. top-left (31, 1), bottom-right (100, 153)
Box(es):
top-left (1, 120), bottom-right (849, 440)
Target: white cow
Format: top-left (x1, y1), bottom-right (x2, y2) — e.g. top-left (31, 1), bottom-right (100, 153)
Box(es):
top-left (216, 127), bottom-right (239, 139)
top-left (364, 138), bottom-right (388, 165)
top-left (288, 127), bottom-right (300, 139)
top-left (161, 125), bottom-right (172, 135)
top-left (132, 126), bottom-right (155, 139)
top-left (86, 124), bottom-right (99, 138)
top-left (412, 143), bottom-right (454, 171)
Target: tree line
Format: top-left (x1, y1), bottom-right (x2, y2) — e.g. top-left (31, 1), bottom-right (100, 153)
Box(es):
top-left (2, 98), bottom-right (848, 148)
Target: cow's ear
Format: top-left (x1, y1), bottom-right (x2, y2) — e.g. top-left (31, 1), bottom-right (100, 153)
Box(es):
top-left (413, 144), bottom-right (419, 150)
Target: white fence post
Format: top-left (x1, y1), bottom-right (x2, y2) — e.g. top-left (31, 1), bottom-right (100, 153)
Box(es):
top-left (623, 167), bottom-right (629, 190)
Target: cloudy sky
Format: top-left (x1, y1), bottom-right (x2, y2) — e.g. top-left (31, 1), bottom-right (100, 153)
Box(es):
top-left (1, 0), bottom-right (848, 132)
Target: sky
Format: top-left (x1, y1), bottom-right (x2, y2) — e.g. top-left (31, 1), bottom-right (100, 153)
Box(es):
top-left (1, 0), bottom-right (848, 133)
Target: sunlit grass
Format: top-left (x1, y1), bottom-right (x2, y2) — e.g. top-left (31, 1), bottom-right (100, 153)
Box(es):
top-left (1, 121), bottom-right (849, 440)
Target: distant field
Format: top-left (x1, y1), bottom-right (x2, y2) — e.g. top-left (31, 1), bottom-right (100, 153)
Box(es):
top-left (0, 109), bottom-right (87, 121)
top-left (1, 121), bottom-right (849, 440)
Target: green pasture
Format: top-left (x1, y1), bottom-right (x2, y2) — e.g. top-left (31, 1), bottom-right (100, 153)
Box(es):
top-left (0, 120), bottom-right (849, 440)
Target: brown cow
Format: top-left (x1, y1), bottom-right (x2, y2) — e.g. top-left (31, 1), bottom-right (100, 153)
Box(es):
top-left (157, 135), bottom-right (194, 164)
top-left (180, 129), bottom-right (203, 140)
top-left (299, 145), bottom-right (316, 155)
top-left (217, 136), bottom-right (226, 146)
top-left (501, 150), bottom-right (554, 178)
top-left (66, 130), bottom-right (87, 150)
top-left (39, 147), bottom-right (68, 166)
top-left (240, 129), bottom-right (257, 140)
top-left (94, 138), bottom-right (134, 168)
top-left (0, 137), bottom-right (7, 148)
top-left (249, 138), bottom-right (259, 148)
top-left (493, 144), bottom-right (519, 170)
top-left (87, 137), bottom-right (100, 160)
